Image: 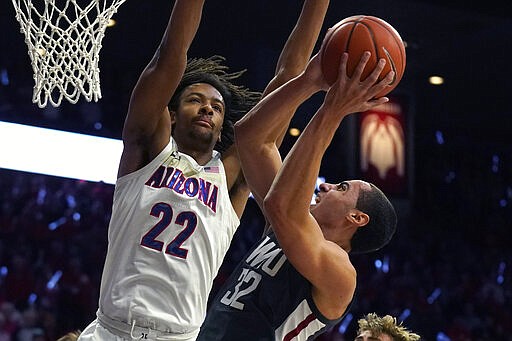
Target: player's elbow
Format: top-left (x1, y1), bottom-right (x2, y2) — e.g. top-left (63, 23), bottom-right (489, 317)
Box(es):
top-left (233, 122), bottom-right (245, 145)
top-left (234, 120), bottom-right (255, 152)
top-left (263, 190), bottom-right (288, 223)
top-left (275, 64), bottom-right (304, 83)
top-left (146, 47), bottom-right (187, 78)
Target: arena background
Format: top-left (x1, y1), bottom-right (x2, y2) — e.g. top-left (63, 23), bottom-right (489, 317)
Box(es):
top-left (0, 1), bottom-right (511, 340)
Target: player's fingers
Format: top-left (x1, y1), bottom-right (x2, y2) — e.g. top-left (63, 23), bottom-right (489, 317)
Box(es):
top-left (368, 96), bottom-right (390, 108)
top-left (337, 52), bottom-right (349, 81)
top-left (383, 69), bottom-right (396, 85)
top-left (363, 58), bottom-right (386, 86)
top-left (351, 51), bottom-right (371, 81)
top-left (368, 71), bottom-right (395, 98)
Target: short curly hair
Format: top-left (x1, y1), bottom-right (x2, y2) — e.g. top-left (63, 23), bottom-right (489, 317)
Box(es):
top-left (169, 56), bottom-right (262, 154)
top-left (357, 313), bottom-right (421, 341)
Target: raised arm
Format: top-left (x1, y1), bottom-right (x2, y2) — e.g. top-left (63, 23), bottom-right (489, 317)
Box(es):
top-left (263, 53), bottom-right (394, 317)
top-left (231, 0), bottom-right (330, 212)
top-left (234, 58), bottom-right (324, 212)
top-left (118, 0), bottom-right (205, 178)
top-left (262, 0), bottom-right (330, 98)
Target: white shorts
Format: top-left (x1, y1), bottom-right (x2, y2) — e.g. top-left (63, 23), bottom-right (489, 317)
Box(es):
top-left (77, 318), bottom-right (199, 341)
top-left (78, 320), bottom-right (123, 341)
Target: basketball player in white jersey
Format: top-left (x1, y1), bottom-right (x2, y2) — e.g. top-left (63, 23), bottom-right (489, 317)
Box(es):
top-left (77, 0), bottom-right (331, 340)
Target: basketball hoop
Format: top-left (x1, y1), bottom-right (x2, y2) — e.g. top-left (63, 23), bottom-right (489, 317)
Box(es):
top-left (11, 0), bottom-right (127, 108)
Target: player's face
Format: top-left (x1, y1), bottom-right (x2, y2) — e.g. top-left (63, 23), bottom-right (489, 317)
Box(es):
top-left (355, 330), bottom-right (393, 341)
top-left (173, 83), bottom-right (225, 146)
top-left (310, 180), bottom-right (371, 231)
top-left (313, 180), bottom-right (371, 214)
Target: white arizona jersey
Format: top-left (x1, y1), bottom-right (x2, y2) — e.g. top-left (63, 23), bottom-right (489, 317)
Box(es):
top-left (97, 137), bottom-right (239, 337)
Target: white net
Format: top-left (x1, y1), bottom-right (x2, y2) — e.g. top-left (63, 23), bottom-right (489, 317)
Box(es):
top-left (11, 0), bottom-right (127, 108)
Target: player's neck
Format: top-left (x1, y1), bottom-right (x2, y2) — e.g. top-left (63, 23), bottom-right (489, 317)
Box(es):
top-left (177, 144), bottom-right (213, 166)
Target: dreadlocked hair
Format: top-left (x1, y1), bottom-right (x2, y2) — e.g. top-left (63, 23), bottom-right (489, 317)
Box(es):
top-left (169, 56), bottom-right (262, 154)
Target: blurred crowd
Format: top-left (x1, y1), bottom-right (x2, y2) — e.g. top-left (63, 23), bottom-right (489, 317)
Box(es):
top-left (0, 133), bottom-right (510, 340)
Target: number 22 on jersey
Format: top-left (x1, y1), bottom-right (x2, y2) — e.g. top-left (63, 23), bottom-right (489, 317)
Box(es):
top-left (140, 202), bottom-right (197, 259)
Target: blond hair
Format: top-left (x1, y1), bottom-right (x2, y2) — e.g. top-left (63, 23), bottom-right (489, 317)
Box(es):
top-left (357, 313), bottom-right (421, 341)
top-left (56, 330), bottom-right (81, 341)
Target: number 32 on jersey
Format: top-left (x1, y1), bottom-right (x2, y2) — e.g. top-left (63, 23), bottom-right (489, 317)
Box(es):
top-left (221, 235), bottom-right (286, 310)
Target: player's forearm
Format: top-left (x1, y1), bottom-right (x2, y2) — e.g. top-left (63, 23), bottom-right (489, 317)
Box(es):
top-left (262, 0), bottom-right (330, 148)
top-left (235, 73), bottom-right (319, 152)
top-left (266, 105), bottom-right (346, 217)
top-left (273, 0), bottom-right (329, 78)
top-left (236, 0), bottom-right (329, 148)
top-left (154, 0), bottom-right (205, 67)
top-left (234, 74), bottom-right (320, 211)
top-left (138, 0), bottom-right (205, 99)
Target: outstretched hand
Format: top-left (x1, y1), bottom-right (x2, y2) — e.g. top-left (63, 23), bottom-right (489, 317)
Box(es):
top-left (322, 51), bottom-right (394, 117)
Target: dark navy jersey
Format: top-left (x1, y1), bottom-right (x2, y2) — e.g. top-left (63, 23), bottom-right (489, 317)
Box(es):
top-left (197, 233), bottom-right (350, 340)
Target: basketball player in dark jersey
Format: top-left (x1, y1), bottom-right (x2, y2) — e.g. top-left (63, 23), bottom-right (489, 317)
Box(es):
top-left (198, 50), bottom-right (397, 339)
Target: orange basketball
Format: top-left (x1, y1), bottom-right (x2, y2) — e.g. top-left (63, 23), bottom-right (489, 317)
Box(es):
top-left (319, 15), bottom-right (406, 97)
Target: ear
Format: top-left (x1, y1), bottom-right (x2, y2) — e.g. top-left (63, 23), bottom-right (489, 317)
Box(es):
top-left (217, 125), bottom-right (223, 142)
top-left (347, 209), bottom-right (370, 227)
top-left (170, 110), bottom-right (177, 125)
